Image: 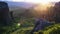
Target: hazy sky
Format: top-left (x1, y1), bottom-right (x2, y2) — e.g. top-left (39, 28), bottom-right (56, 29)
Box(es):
top-left (1, 0), bottom-right (60, 2)
top-left (0, 0), bottom-right (60, 3)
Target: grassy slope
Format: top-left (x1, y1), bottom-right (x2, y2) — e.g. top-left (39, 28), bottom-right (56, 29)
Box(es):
top-left (11, 23), bottom-right (60, 34)
top-left (3, 17), bottom-right (60, 34)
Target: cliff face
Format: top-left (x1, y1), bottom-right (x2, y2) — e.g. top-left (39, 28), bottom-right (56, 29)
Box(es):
top-left (0, 2), bottom-right (11, 25)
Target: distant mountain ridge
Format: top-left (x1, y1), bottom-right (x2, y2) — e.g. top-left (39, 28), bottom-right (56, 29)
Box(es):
top-left (0, 1), bottom-right (55, 11)
top-left (4, 1), bottom-right (36, 11)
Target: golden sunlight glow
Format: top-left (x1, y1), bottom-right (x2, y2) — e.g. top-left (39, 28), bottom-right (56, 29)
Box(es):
top-left (33, 3), bottom-right (53, 16)
top-left (25, 0), bottom-right (50, 4)
top-left (13, 0), bottom-right (60, 6)
top-left (34, 3), bottom-right (52, 11)
top-left (12, 0), bottom-right (60, 16)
